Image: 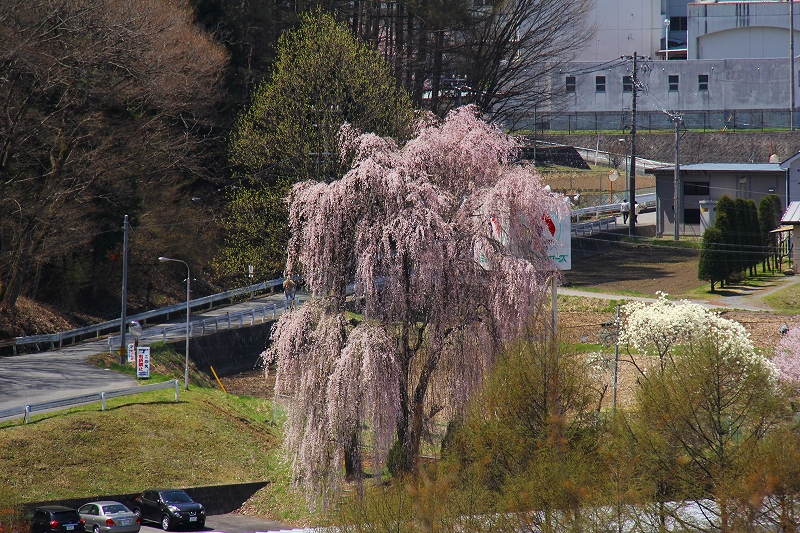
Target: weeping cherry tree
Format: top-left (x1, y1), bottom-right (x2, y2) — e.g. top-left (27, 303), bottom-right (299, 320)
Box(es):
top-left (265, 106), bottom-right (568, 498)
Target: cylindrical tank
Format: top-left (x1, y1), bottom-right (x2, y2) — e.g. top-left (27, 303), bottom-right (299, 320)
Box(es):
top-left (699, 199), bottom-right (717, 232)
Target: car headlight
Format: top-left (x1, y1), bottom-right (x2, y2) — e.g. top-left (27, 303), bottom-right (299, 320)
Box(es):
top-left (199, 507), bottom-right (205, 515)
top-left (168, 506), bottom-right (180, 515)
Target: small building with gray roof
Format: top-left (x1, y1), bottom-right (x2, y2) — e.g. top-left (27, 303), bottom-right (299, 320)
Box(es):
top-left (646, 163), bottom-right (786, 237)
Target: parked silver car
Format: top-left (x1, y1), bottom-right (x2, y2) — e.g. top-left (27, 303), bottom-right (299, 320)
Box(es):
top-left (77, 502), bottom-right (140, 533)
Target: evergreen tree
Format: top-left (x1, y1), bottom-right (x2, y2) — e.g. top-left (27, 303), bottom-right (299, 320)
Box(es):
top-left (769, 194), bottom-right (785, 270)
top-left (699, 226), bottom-right (727, 292)
top-left (714, 195), bottom-right (737, 284)
top-left (758, 195), bottom-right (779, 272)
top-left (733, 198), bottom-right (750, 276)
top-left (745, 199), bottom-right (761, 275)
top-left (218, 10), bottom-right (416, 281)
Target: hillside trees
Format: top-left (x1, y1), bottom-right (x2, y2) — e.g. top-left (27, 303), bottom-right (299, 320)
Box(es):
top-left (265, 107), bottom-right (568, 497)
top-left (218, 11), bottom-right (415, 280)
top-left (347, 0), bottom-right (593, 125)
top-left (0, 0), bottom-right (228, 311)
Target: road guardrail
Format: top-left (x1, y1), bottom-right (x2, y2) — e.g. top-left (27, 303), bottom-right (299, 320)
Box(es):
top-left (106, 298), bottom-right (303, 352)
top-left (0, 379), bottom-right (180, 423)
top-left (0, 279), bottom-right (285, 355)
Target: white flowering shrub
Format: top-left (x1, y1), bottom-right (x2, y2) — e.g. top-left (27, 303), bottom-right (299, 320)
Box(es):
top-left (619, 292), bottom-right (775, 378)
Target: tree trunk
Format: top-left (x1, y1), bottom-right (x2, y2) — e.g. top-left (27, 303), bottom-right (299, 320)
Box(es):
top-left (0, 266), bottom-right (24, 310)
top-left (343, 431), bottom-right (362, 481)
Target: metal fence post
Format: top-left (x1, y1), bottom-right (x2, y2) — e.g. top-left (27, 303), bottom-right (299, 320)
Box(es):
top-left (101, 391), bottom-right (106, 411)
top-left (24, 405), bottom-right (30, 424)
top-left (174, 379), bottom-right (179, 401)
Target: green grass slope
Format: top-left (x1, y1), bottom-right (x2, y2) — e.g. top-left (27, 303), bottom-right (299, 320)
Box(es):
top-left (0, 388), bottom-right (276, 504)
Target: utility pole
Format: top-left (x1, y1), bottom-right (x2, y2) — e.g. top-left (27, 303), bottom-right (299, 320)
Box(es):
top-left (119, 214), bottom-right (129, 365)
top-left (792, 0), bottom-right (796, 131)
top-left (628, 53), bottom-right (639, 237)
top-left (666, 112), bottom-right (683, 241)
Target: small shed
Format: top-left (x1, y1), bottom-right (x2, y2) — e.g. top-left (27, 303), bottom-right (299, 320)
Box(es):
top-left (781, 202), bottom-right (800, 270)
top-left (647, 163), bottom-right (786, 237)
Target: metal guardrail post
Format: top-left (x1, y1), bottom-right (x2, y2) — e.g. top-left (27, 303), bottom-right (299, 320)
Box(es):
top-left (24, 405), bottom-right (30, 424)
top-left (174, 379), bottom-right (179, 401)
top-left (272, 304), bottom-right (276, 319)
top-left (101, 391), bottom-right (106, 411)
top-left (227, 314), bottom-right (231, 329)
top-left (163, 329), bottom-right (167, 343)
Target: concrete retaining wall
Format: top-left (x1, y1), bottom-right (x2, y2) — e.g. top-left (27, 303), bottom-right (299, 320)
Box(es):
top-left (25, 481), bottom-right (269, 515)
top-left (570, 226), bottom-right (655, 261)
top-left (534, 131), bottom-right (800, 166)
top-left (171, 322), bottom-right (274, 377)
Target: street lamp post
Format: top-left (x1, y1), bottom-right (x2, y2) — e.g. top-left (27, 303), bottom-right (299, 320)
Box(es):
top-left (664, 19), bottom-right (671, 61)
top-left (158, 256), bottom-right (191, 390)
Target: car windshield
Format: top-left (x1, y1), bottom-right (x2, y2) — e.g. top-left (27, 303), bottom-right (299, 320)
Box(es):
top-left (161, 491), bottom-right (193, 504)
top-left (101, 505), bottom-right (130, 515)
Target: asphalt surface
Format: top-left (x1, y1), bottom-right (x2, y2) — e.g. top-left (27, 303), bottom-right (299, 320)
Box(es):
top-left (139, 515), bottom-right (299, 533)
top-left (0, 291), bottom-right (294, 413)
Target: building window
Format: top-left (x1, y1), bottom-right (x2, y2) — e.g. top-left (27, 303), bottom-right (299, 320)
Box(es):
top-left (670, 17), bottom-right (687, 32)
top-left (698, 74), bottom-right (708, 91)
top-left (566, 76), bottom-right (576, 93)
top-left (596, 76), bottom-right (606, 93)
top-left (668, 75), bottom-right (679, 92)
top-left (684, 208), bottom-right (701, 225)
top-left (684, 182), bottom-right (710, 196)
top-left (623, 75), bottom-right (633, 93)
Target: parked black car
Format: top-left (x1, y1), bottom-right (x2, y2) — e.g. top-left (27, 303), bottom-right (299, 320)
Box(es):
top-left (131, 489), bottom-right (205, 531)
top-left (30, 506), bottom-right (86, 533)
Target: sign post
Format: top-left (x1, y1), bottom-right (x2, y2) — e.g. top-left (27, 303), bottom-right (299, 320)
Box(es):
top-left (608, 168), bottom-right (619, 204)
top-left (136, 346), bottom-right (151, 379)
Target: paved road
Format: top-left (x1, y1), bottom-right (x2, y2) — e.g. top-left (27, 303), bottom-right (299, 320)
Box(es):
top-left (140, 514), bottom-right (299, 533)
top-left (0, 291), bottom-right (299, 413)
top-left (560, 276), bottom-right (800, 313)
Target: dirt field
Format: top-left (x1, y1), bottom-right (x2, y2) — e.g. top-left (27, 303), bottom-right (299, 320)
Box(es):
top-left (561, 240), bottom-right (799, 351)
top-left (563, 242), bottom-right (702, 296)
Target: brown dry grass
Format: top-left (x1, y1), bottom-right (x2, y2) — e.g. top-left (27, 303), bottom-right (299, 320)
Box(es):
top-left (539, 169), bottom-right (656, 194)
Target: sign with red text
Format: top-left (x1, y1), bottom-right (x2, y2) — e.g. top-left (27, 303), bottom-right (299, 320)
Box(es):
top-left (136, 346), bottom-right (151, 379)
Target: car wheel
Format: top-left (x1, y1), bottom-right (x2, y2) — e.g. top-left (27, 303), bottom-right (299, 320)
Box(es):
top-left (93, 526), bottom-right (100, 533)
top-left (161, 515), bottom-right (171, 532)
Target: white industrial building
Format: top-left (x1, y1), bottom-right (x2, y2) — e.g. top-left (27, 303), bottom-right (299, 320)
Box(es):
top-left (545, 0), bottom-right (800, 131)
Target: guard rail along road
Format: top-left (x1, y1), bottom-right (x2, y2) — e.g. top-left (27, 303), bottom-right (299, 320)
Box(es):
top-left (0, 379), bottom-right (180, 423)
top-left (0, 279), bottom-right (286, 356)
top-left (105, 298), bottom-right (303, 353)
top-left (571, 193), bottom-right (655, 237)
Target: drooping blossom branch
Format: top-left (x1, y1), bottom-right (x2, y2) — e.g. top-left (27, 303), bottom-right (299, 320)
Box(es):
top-left (265, 106), bottom-right (567, 499)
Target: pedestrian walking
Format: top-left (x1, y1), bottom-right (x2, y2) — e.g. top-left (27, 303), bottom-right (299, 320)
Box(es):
top-left (621, 199), bottom-right (630, 224)
top-left (283, 276), bottom-right (296, 310)
top-left (634, 201), bottom-right (641, 223)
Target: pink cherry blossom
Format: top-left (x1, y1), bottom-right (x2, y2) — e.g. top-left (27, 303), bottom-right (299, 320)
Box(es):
top-left (774, 326), bottom-right (800, 386)
top-left (266, 105), bottom-right (567, 498)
